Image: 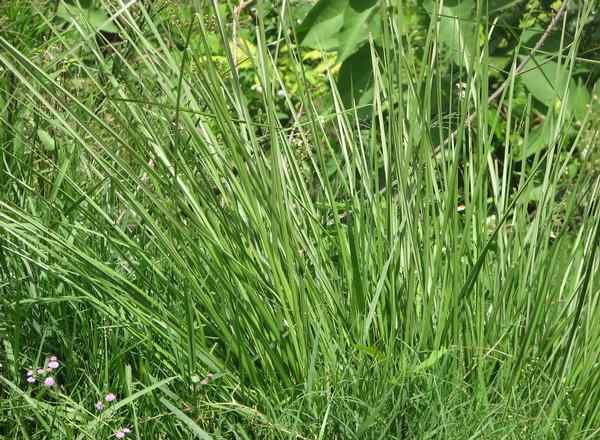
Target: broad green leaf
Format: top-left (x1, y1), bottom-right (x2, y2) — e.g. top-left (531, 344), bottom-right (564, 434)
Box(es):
top-left (519, 27), bottom-right (562, 55)
top-left (37, 128), bottom-right (55, 151)
top-left (56, 1), bottom-right (119, 34)
top-left (488, 56), bottom-right (510, 74)
top-left (204, 33), bottom-right (221, 54)
top-left (290, 2), bottom-right (314, 25)
top-left (520, 57), bottom-right (570, 107)
top-left (525, 185), bottom-right (545, 202)
top-left (297, 0), bottom-right (382, 62)
top-left (424, 0), bottom-right (477, 66)
top-left (337, 44), bottom-right (374, 109)
top-left (568, 81), bottom-right (591, 121)
top-left (230, 37), bottom-right (257, 70)
top-left (297, 0), bottom-right (348, 50)
top-left (520, 118), bottom-right (554, 158)
top-left (520, 57), bottom-right (590, 120)
top-left (337, 0), bottom-right (382, 63)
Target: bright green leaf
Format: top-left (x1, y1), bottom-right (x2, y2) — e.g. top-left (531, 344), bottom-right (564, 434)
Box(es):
top-left (297, 0), bottom-right (348, 50)
top-left (37, 128), bottom-right (55, 151)
top-left (56, 1), bottom-right (119, 34)
top-left (568, 81), bottom-right (591, 121)
top-left (337, 0), bottom-right (382, 63)
top-left (520, 118), bottom-right (554, 158)
top-left (520, 57), bottom-right (590, 120)
top-left (520, 57), bottom-right (570, 107)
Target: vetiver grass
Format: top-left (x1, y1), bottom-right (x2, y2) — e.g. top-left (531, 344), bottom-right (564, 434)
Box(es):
top-left (1, 1), bottom-right (599, 438)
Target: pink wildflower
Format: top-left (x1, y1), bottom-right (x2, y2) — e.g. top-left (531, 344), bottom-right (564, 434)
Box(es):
top-left (105, 393), bottom-right (116, 402)
top-left (95, 401), bottom-right (104, 411)
top-left (43, 376), bottom-right (55, 387)
top-left (115, 430), bottom-right (126, 439)
top-left (47, 359), bottom-right (59, 369)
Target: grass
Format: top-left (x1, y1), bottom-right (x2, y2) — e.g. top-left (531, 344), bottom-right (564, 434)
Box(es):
top-left (1, 0), bottom-right (600, 438)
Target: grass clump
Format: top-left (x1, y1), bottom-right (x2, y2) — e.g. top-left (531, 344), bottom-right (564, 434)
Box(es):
top-left (1, 1), bottom-right (599, 438)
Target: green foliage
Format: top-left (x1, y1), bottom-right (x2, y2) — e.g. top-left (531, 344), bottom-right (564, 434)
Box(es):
top-left (520, 56), bottom-right (591, 120)
top-left (297, 0), bottom-right (348, 50)
top-left (298, 0), bottom-right (382, 106)
top-left (423, 0), bottom-right (477, 66)
top-left (1, 1), bottom-right (600, 439)
top-left (336, 0), bottom-right (381, 63)
top-left (337, 44), bottom-right (375, 107)
top-left (36, 129), bottom-right (56, 152)
top-left (56, 1), bottom-right (119, 34)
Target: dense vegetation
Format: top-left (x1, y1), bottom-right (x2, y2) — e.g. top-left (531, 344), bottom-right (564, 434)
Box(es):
top-left (1, 1), bottom-right (599, 438)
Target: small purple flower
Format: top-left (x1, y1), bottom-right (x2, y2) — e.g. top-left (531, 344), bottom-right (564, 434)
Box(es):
top-left (26, 376), bottom-right (36, 384)
top-left (26, 370), bottom-right (34, 377)
top-left (115, 430), bottom-right (126, 439)
top-left (37, 368), bottom-right (46, 375)
top-left (95, 401), bottom-right (104, 411)
top-left (47, 359), bottom-right (59, 369)
top-left (105, 392), bottom-right (116, 402)
top-left (43, 376), bottom-right (55, 387)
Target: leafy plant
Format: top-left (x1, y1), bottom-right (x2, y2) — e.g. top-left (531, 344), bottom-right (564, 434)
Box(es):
top-left (56, 1), bottom-right (119, 34)
top-left (297, 0), bottom-right (382, 106)
top-left (1, 1), bottom-right (600, 439)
